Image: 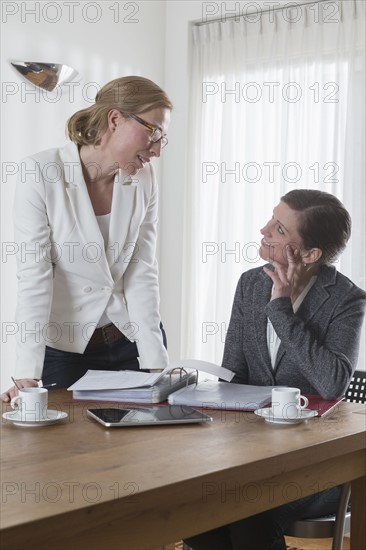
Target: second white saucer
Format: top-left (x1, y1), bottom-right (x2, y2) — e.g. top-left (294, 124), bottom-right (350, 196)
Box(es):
top-left (255, 407), bottom-right (317, 425)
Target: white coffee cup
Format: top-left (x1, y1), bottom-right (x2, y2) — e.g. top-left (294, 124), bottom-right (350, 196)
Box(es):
top-left (271, 387), bottom-right (309, 419)
top-left (10, 387), bottom-right (48, 422)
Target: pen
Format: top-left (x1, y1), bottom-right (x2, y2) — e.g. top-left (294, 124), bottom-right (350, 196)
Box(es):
top-left (11, 377), bottom-right (57, 390)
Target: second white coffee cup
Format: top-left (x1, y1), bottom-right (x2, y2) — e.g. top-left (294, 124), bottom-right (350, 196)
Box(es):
top-left (10, 387), bottom-right (48, 422)
top-left (271, 387), bottom-right (309, 419)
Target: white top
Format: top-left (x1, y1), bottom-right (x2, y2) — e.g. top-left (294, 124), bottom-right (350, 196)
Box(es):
top-left (96, 212), bottom-right (111, 245)
top-left (96, 214), bottom-right (112, 328)
top-left (267, 276), bottom-right (317, 368)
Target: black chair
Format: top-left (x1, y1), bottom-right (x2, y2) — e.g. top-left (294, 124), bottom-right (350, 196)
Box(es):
top-left (345, 369), bottom-right (366, 403)
top-left (285, 369), bottom-right (366, 550)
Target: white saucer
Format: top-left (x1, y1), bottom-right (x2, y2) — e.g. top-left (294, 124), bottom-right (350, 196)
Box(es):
top-left (2, 409), bottom-right (68, 427)
top-left (254, 407), bottom-right (317, 425)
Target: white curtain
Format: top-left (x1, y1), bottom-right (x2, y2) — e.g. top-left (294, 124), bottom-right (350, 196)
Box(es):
top-left (182, 0), bottom-right (365, 367)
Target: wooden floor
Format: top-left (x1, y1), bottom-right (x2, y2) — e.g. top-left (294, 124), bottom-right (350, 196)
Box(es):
top-left (168, 535), bottom-right (351, 549)
top-left (285, 535), bottom-right (350, 550)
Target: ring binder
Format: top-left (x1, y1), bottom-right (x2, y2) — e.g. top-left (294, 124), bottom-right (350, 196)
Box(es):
top-left (167, 367), bottom-right (199, 387)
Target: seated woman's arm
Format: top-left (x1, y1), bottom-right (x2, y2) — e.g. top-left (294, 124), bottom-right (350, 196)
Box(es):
top-left (266, 281), bottom-right (366, 399)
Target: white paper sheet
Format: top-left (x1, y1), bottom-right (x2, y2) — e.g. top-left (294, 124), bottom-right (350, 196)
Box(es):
top-left (68, 367), bottom-right (171, 391)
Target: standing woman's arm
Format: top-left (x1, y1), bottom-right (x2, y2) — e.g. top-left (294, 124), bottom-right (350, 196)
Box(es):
top-left (13, 156), bottom-right (54, 381)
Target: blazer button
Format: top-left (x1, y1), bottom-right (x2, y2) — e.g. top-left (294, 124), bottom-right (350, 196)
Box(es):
top-left (83, 286), bottom-right (92, 293)
top-left (73, 305), bottom-right (82, 311)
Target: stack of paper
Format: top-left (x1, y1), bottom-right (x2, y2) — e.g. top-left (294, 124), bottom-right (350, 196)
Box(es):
top-left (168, 380), bottom-right (273, 411)
top-left (68, 368), bottom-right (194, 404)
top-left (67, 360), bottom-right (236, 404)
top-left (69, 371), bottom-right (196, 403)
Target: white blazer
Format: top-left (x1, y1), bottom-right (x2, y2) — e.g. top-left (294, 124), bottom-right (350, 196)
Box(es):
top-left (14, 142), bottom-right (169, 379)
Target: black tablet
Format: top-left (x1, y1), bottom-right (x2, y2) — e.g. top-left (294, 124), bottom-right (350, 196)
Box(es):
top-left (87, 405), bottom-right (213, 427)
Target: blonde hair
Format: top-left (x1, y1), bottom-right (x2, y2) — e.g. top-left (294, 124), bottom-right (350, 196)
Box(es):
top-left (66, 76), bottom-right (173, 146)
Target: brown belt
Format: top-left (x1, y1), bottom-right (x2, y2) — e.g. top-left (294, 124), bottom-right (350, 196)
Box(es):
top-left (88, 323), bottom-right (128, 346)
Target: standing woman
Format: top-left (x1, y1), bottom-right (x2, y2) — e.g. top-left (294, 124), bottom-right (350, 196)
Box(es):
top-left (2, 76), bottom-right (172, 400)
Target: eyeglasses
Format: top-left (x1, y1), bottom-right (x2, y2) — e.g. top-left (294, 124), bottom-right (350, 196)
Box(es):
top-left (127, 113), bottom-right (168, 148)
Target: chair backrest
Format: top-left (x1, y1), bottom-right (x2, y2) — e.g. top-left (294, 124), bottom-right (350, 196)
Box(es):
top-left (345, 370), bottom-right (366, 403)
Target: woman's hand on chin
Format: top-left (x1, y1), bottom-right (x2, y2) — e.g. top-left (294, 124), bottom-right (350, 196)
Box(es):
top-left (263, 245), bottom-right (308, 301)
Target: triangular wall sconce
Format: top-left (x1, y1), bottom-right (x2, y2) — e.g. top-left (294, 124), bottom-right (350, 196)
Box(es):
top-left (10, 61), bottom-right (79, 92)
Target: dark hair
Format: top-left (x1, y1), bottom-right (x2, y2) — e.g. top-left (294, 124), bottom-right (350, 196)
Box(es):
top-left (281, 189), bottom-right (351, 265)
top-left (67, 76), bottom-right (173, 146)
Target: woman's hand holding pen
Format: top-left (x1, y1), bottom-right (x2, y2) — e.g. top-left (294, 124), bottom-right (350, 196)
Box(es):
top-left (0, 379), bottom-right (39, 402)
top-left (263, 245), bottom-right (309, 302)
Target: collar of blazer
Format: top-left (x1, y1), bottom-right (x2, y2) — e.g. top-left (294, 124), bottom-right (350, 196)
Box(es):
top-left (59, 141), bottom-right (136, 187)
top-left (259, 263), bottom-right (337, 312)
top-left (59, 142), bottom-right (140, 278)
top-left (275, 265), bottom-right (338, 371)
top-left (293, 263), bottom-right (337, 321)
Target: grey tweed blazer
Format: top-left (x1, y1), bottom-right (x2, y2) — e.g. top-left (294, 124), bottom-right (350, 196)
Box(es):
top-left (222, 264), bottom-right (366, 399)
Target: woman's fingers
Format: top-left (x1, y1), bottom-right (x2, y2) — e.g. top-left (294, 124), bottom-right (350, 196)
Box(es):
top-left (263, 263), bottom-right (291, 299)
top-left (1, 379), bottom-right (38, 402)
top-left (1, 387), bottom-right (16, 402)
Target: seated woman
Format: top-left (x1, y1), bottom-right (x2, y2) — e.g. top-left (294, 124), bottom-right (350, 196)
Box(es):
top-left (185, 189), bottom-right (366, 550)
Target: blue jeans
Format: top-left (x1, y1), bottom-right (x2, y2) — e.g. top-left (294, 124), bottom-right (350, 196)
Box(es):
top-left (42, 324), bottom-right (167, 388)
top-left (184, 485), bottom-right (341, 550)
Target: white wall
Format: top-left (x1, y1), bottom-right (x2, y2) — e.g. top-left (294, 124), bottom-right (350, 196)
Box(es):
top-left (1, 0), bottom-right (167, 390)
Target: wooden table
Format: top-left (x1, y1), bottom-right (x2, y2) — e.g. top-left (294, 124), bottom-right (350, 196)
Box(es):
top-left (1, 391), bottom-right (365, 550)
